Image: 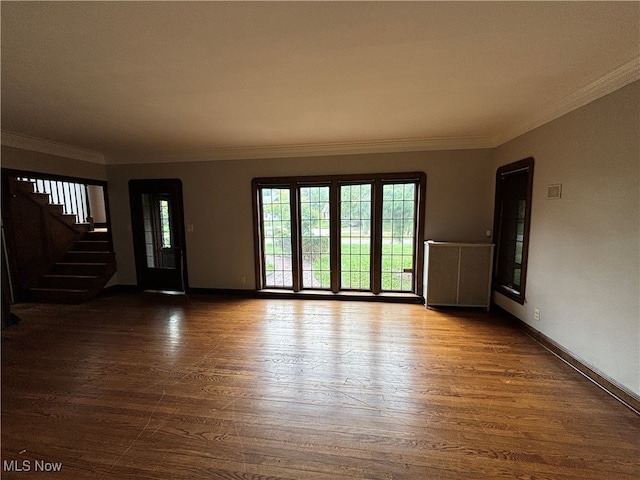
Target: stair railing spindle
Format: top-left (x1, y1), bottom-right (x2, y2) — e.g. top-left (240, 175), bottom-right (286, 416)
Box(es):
top-left (43, 180), bottom-right (52, 204)
top-left (69, 182), bottom-right (78, 221)
top-left (81, 184), bottom-right (90, 223)
top-left (63, 182), bottom-right (71, 215)
top-left (51, 181), bottom-right (58, 205)
top-left (75, 183), bottom-right (85, 223)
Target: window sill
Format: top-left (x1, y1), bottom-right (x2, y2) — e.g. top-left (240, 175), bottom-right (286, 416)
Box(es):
top-left (256, 289), bottom-right (423, 304)
top-left (494, 285), bottom-right (525, 305)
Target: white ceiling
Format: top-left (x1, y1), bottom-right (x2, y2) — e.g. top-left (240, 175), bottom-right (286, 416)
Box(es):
top-left (1, 1), bottom-right (639, 164)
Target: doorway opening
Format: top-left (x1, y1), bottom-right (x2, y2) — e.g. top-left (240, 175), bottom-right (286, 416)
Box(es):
top-left (129, 179), bottom-right (187, 292)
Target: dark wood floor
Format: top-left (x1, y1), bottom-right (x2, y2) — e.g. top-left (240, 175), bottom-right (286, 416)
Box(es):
top-left (2, 292), bottom-right (638, 479)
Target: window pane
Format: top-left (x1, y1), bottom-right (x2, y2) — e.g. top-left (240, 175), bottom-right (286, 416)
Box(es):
top-left (381, 183), bottom-right (416, 291)
top-left (300, 186), bottom-right (331, 289)
top-left (518, 199), bottom-right (526, 218)
top-left (514, 241), bottom-right (523, 264)
top-left (340, 184), bottom-right (371, 290)
top-left (141, 195), bottom-right (175, 269)
top-left (159, 199), bottom-right (171, 248)
top-left (513, 268), bottom-right (521, 287)
top-left (261, 188), bottom-right (292, 288)
top-left (142, 194), bottom-right (155, 268)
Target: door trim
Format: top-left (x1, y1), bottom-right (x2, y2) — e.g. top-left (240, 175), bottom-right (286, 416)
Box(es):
top-left (128, 179), bottom-right (189, 292)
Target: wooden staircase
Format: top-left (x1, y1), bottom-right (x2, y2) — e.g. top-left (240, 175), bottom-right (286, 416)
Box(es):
top-left (3, 176), bottom-right (117, 304)
top-left (30, 230), bottom-right (117, 303)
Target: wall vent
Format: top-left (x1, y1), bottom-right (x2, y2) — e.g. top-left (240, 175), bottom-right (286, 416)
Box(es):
top-left (547, 184), bottom-right (562, 199)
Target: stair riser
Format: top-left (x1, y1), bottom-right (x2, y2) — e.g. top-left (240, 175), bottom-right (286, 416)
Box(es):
top-left (84, 232), bottom-right (110, 241)
top-left (29, 289), bottom-right (90, 304)
top-left (46, 202), bottom-right (64, 213)
top-left (40, 276), bottom-right (103, 290)
top-left (64, 252), bottom-right (115, 263)
top-left (52, 264), bottom-right (109, 276)
top-left (31, 262), bottom-right (116, 304)
top-left (73, 241), bottom-right (111, 252)
top-left (61, 214), bottom-right (78, 225)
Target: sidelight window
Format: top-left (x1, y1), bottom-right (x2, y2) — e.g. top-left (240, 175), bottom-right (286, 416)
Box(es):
top-left (340, 184), bottom-right (372, 290)
top-left (159, 199), bottom-right (172, 248)
top-left (300, 186), bottom-right (331, 289)
top-left (381, 183), bottom-right (416, 292)
top-left (260, 187), bottom-right (293, 288)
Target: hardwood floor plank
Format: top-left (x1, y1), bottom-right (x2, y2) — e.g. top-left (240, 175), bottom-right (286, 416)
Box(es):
top-left (2, 292), bottom-right (638, 479)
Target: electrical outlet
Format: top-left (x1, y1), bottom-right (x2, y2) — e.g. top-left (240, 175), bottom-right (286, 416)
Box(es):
top-left (241, 276), bottom-right (246, 286)
top-left (534, 308), bottom-right (540, 321)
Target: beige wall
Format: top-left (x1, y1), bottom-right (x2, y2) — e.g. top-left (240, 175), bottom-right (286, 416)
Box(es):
top-left (492, 80), bottom-right (640, 396)
top-left (1, 146), bottom-right (107, 181)
top-left (106, 149), bottom-right (494, 289)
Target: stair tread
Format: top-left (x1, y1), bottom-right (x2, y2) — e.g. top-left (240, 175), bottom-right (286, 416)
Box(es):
top-left (56, 262), bottom-right (109, 266)
top-left (43, 274), bottom-right (100, 279)
top-left (67, 250), bottom-right (113, 254)
top-left (31, 287), bottom-right (89, 293)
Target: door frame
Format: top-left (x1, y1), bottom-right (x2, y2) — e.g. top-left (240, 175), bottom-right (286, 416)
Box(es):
top-left (129, 178), bottom-right (188, 292)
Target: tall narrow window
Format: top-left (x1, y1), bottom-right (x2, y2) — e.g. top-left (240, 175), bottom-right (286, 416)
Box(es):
top-left (260, 187), bottom-right (292, 288)
top-left (493, 158), bottom-right (534, 304)
top-left (340, 184), bottom-right (372, 290)
top-left (381, 183), bottom-right (416, 292)
top-left (159, 199), bottom-right (172, 248)
top-left (300, 186), bottom-right (331, 289)
top-left (253, 172), bottom-right (426, 297)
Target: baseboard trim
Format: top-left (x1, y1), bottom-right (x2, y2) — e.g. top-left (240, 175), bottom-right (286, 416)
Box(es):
top-left (187, 287), bottom-right (423, 304)
top-left (492, 304), bottom-right (640, 415)
top-left (187, 287), bottom-right (256, 298)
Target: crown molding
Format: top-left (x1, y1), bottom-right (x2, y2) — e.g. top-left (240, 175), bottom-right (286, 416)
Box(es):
top-left (3, 58), bottom-right (637, 164)
top-left (106, 135), bottom-right (494, 164)
top-left (1, 131), bottom-right (106, 164)
top-left (492, 57), bottom-right (640, 147)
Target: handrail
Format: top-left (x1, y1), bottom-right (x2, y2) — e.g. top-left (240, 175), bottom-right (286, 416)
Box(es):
top-left (17, 176), bottom-right (91, 225)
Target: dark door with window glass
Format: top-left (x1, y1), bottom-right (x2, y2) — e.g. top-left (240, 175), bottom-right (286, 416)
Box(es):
top-left (129, 179), bottom-right (187, 292)
top-left (492, 157), bottom-right (534, 304)
top-left (496, 172), bottom-right (528, 291)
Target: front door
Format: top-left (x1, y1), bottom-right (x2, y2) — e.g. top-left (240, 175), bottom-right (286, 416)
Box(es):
top-left (129, 179), bottom-right (187, 292)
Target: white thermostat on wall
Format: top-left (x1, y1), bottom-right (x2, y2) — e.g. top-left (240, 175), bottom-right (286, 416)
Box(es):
top-left (547, 183), bottom-right (562, 199)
